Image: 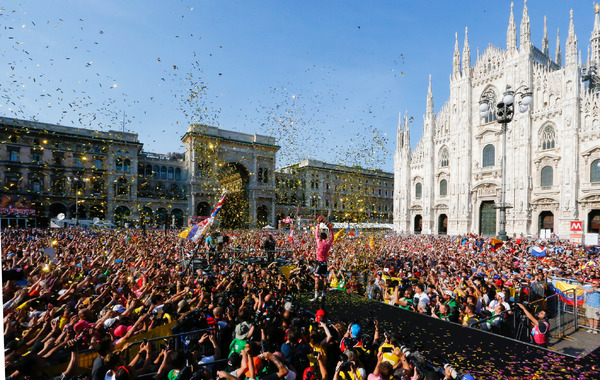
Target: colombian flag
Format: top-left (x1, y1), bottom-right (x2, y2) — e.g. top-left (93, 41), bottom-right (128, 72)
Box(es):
top-left (334, 228), bottom-right (346, 242)
top-left (490, 238), bottom-right (504, 252)
top-left (555, 281), bottom-right (585, 306)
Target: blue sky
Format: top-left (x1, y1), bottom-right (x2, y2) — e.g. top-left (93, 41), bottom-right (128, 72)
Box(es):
top-left (1, 1), bottom-right (597, 171)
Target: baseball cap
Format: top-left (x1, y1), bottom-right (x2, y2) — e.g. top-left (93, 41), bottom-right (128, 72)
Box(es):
top-left (351, 324), bottom-right (361, 338)
top-left (315, 309), bottom-right (326, 323)
top-left (112, 304), bottom-right (126, 314)
top-left (497, 292), bottom-right (505, 299)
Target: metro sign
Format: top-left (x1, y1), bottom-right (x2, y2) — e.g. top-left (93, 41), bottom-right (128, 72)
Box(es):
top-left (571, 221), bottom-right (583, 232)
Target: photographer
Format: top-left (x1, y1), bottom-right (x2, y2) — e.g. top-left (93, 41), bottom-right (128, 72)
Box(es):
top-left (333, 349), bottom-right (366, 380)
top-left (516, 303), bottom-right (549, 348)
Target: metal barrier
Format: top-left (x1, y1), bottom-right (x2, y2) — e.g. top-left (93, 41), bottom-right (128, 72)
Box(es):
top-left (468, 289), bottom-right (580, 346)
top-left (122, 327), bottom-right (215, 363)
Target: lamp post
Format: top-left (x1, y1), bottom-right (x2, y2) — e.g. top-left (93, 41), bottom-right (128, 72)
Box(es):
top-left (68, 176), bottom-right (88, 225)
top-left (479, 85), bottom-right (532, 241)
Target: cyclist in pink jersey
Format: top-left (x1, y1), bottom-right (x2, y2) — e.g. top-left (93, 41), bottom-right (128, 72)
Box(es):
top-left (310, 215), bottom-right (334, 302)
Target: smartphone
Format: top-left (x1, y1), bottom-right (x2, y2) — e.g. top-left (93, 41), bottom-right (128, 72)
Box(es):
top-left (381, 346), bottom-right (393, 353)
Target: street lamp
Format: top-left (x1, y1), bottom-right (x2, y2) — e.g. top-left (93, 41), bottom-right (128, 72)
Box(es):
top-left (479, 85), bottom-right (533, 241)
top-left (67, 176), bottom-right (88, 224)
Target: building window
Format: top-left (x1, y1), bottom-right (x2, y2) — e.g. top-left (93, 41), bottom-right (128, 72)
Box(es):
top-left (480, 90), bottom-right (497, 124)
top-left (153, 165), bottom-right (160, 179)
top-left (541, 126), bottom-right (556, 150)
top-left (73, 156), bottom-right (82, 167)
top-left (258, 168), bottom-right (269, 184)
top-left (31, 179), bottom-right (42, 193)
top-left (92, 178), bottom-right (103, 195)
top-left (6, 173), bottom-right (21, 190)
top-left (8, 148), bottom-right (20, 162)
top-left (175, 168), bottom-right (181, 180)
top-left (439, 147), bottom-right (449, 167)
top-left (161, 166), bottom-right (167, 179)
top-left (94, 156), bottom-right (103, 169)
top-left (197, 162), bottom-right (209, 177)
top-left (123, 159), bottom-right (131, 172)
top-left (415, 183), bottom-right (422, 199)
top-left (31, 151), bottom-right (42, 164)
top-left (440, 179), bottom-right (448, 196)
top-left (53, 152), bottom-right (64, 166)
top-left (592, 160), bottom-right (600, 183)
top-left (146, 165), bottom-right (152, 177)
top-left (115, 177), bottom-right (129, 196)
top-left (541, 166), bottom-right (553, 187)
top-left (168, 167), bottom-right (174, 180)
top-left (116, 158), bottom-right (123, 171)
top-left (482, 144), bottom-right (495, 167)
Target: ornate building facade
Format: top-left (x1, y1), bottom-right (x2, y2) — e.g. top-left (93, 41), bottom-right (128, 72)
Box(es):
top-left (394, 2), bottom-right (600, 237)
top-left (276, 159), bottom-right (393, 224)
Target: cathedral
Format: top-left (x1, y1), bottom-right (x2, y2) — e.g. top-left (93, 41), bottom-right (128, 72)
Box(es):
top-left (394, 1), bottom-right (600, 238)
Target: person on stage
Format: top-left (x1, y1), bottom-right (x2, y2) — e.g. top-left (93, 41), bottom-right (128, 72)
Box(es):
top-left (310, 214), bottom-right (334, 302)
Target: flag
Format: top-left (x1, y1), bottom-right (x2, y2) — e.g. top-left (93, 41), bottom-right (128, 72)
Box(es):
top-left (334, 228), bottom-right (346, 242)
top-left (490, 238), bottom-right (503, 251)
top-left (369, 235), bottom-right (374, 250)
top-left (178, 226), bottom-right (192, 239)
top-left (288, 224), bottom-right (295, 243)
top-left (554, 280), bottom-right (585, 306)
top-left (582, 260), bottom-right (596, 271)
top-left (180, 192), bottom-right (227, 242)
top-left (531, 246), bottom-right (546, 257)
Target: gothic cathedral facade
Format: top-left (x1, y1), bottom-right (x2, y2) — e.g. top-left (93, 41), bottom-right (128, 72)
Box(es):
top-left (394, 2), bottom-right (600, 238)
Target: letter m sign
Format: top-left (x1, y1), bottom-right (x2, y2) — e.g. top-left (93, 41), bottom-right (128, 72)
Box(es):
top-left (571, 221), bottom-right (583, 232)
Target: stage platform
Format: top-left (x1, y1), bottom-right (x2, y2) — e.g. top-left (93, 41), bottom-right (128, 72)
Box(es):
top-left (297, 291), bottom-right (600, 379)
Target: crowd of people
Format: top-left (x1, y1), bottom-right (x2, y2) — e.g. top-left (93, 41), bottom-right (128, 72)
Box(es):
top-left (2, 222), bottom-right (600, 380)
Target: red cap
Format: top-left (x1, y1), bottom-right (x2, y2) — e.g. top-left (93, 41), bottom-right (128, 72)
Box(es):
top-left (315, 309), bottom-right (326, 323)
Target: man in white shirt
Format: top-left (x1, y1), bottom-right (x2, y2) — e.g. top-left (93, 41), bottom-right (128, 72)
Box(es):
top-left (487, 292), bottom-right (511, 313)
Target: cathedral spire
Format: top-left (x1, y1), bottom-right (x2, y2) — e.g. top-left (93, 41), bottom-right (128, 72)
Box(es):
top-left (566, 9), bottom-right (578, 65)
top-left (556, 28), bottom-right (562, 66)
top-left (396, 112), bottom-right (403, 149)
top-left (520, 0), bottom-right (531, 51)
top-left (462, 27), bottom-right (471, 75)
top-left (453, 32), bottom-right (460, 78)
top-left (507, 2), bottom-right (517, 51)
top-left (590, 3), bottom-right (600, 65)
top-left (403, 111), bottom-right (410, 151)
top-left (426, 75), bottom-right (433, 117)
top-left (542, 15), bottom-right (549, 55)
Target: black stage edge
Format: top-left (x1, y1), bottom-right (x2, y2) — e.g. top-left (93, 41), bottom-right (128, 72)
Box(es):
top-left (297, 291), bottom-right (600, 379)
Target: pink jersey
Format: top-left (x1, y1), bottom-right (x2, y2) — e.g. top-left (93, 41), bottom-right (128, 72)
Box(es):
top-left (315, 224), bottom-right (334, 262)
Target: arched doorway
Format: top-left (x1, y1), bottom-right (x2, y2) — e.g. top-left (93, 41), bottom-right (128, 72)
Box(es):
top-left (156, 208), bottom-right (168, 226)
top-left (197, 202), bottom-right (211, 218)
top-left (257, 205), bottom-right (269, 227)
top-left (588, 210), bottom-right (600, 233)
top-left (219, 162), bottom-right (250, 229)
top-left (89, 204), bottom-right (105, 220)
top-left (171, 209), bottom-right (184, 228)
top-left (414, 215), bottom-right (422, 234)
top-left (114, 206), bottom-right (130, 226)
top-left (538, 211), bottom-right (554, 232)
top-left (479, 201), bottom-right (496, 236)
top-left (140, 206), bottom-right (153, 224)
top-left (49, 203), bottom-right (67, 219)
top-left (438, 214), bottom-right (448, 235)
top-left (69, 204), bottom-right (87, 220)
